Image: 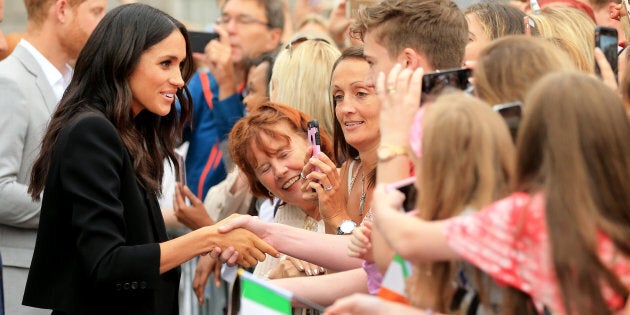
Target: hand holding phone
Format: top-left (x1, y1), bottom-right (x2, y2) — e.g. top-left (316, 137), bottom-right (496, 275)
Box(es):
top-left (307, 119), bottom-right (321, 173)
top-left (594, 26), bottom-right (618, 77)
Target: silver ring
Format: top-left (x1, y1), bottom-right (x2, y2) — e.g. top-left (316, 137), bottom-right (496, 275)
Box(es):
top-left (300, 172), bottom-right (307, 180)
top-left (323, 184), bottom-right (333, 191)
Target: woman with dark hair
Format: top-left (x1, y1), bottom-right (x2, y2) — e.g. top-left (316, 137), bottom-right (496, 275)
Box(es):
top-left (22, 4), bottom-right (276, 315)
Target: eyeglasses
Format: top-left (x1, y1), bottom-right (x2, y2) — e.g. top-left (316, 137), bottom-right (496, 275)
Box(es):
top-left (284, 36), bottom-right (331, 56)
top-left (217, 14), bottom-right (270, 27)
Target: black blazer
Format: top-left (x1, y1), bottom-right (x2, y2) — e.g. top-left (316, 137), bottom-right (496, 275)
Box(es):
top-left (23, 112), bottom-right (180, 315)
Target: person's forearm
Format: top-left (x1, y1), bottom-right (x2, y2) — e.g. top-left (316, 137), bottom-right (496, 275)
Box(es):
top-left (266, 222), bottom-right (363, 271)
top-left (375, 210), bottom-right (456, 263)
top-left (271, 268), bottom-right (368, 307)
top-left (159, 225), bottom-right (219, 274)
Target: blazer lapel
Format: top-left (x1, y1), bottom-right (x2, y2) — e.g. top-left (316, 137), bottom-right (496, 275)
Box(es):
top-left (13, 45), bottom-right (59, 114)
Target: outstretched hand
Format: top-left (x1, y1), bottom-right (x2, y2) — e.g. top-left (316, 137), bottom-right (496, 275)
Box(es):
top-left (212, 224), bottom-right (279, 268)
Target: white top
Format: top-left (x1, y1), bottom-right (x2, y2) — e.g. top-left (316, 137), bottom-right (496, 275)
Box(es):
top-left (19, 39), bottom-right (73, 100)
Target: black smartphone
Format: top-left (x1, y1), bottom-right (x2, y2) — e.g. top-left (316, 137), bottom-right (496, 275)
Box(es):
top-left (385, 177), bottom-right (417, 212)
top-left (307, 119), bottom-right (321, 172)
top-left (421, 68), bottom-right (472, 100)
top-left (188, 31), bottom-right (220, 53)
top-left (594, 26), bottom-right (618, 76)
top-left (493, 101), bottom-right (522, 139)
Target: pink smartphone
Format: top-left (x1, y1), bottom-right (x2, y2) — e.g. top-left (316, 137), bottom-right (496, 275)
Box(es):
top-left (307, 119), bottom-right (321, 173)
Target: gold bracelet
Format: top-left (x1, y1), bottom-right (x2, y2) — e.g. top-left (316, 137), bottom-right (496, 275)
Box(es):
top-left (377, 144), bottom-right (410, 162)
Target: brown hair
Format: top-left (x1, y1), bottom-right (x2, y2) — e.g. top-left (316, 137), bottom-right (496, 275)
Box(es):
top-left (511, 71), bottom-right (630, 314)
top-left (29, 4), bottom-right (195, 199)
top-left (464, 2), bottom-right (526, 40)
top-left (351, 0), bottom-right (467, 69)
top-left (229, 101), bottom-right (335, 199)
top-left (473, 35), bottom-right (576, 105)
top-left (406, 92), bottom-right (515, 312)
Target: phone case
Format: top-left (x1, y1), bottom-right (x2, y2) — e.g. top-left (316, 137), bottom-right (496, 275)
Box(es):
top-left (307, 120), bottom-right (321, 173)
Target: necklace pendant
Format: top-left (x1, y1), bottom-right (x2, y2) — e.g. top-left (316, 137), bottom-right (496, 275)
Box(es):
top-left (359, 192), bottom-right (366, 216)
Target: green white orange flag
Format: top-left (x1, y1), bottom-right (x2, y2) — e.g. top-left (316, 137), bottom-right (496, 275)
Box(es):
top-left (377, 253), bottom-right (413, 304)
top-left (239, 269), bottom-right (292, 315)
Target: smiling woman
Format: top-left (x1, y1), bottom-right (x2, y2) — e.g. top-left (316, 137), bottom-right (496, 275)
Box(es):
top-left (23, 4), bottom-right (277, 315)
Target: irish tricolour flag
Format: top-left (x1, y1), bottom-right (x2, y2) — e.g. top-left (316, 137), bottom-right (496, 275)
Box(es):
top-left (377, 253), bottom-right (413, 304)
top-left (239, 269), bottom-right (292, 314)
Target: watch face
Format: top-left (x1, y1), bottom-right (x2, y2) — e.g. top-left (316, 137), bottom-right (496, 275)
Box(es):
top-left (340, 220), bottom-right (357, 233)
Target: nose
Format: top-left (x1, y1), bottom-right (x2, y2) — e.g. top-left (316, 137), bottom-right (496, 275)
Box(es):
top-left (171, 70), bottom-right (185, 88)
top-left (271, 161), bottom-right (288, 181)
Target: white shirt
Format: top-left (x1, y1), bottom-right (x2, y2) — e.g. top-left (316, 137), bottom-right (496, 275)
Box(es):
top-left (19, 39), bottom-right (73, 101)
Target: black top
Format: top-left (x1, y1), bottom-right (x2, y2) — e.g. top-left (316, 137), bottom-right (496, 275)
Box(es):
top-left (23, 112), bottom-right (180, 315)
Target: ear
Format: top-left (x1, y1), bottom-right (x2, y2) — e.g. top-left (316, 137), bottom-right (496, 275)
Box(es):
top-left (265, 28), bottom-right (283, 51)
top-left (54, 0), bottom-right (70, 23)
top-left (398, 48), bottom-right (432, 71)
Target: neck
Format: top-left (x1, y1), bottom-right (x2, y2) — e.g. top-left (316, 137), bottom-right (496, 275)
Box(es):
top-left (357, 143), bottom-right (378, 173)
top-left (300, 203), bottom-right (321, 221)
top-left (24, 22), bottom-right (70, 72)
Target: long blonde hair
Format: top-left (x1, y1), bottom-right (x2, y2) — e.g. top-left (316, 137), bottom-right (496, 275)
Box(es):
top-left (407, 92), bottom-right (515, 312)
top-left (270, 33), bottom-right (340, 137)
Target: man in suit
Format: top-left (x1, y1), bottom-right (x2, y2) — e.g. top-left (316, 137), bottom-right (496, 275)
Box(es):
top-left (0, 0), bottom-right (105, 313)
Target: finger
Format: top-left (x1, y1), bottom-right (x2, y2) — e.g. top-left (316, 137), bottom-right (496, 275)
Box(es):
top-left (212, 24), bottom-right (230, 46)
top-left (376, 71), bottom-right (386, 95)
top-left (218, 215), bottom-right (248, 233)
top-left (287, 256), bottom-right (305, 271)
top-left (227, 252), bottom-right (239, 267)
top-left (395, 68), bottom-right (414, 95)
top-left (386, 63), bottom-right (403, 93)
top-left (254, 238), bottom-right (279, 258)
top-left (213, 262), bottom-right (222, 288)
top-left (595, 48), bottom-right (618, 91)
top-left (219, 247), bottom-right (235, 262)
top-left (182, 184), bottom-right (203, 205)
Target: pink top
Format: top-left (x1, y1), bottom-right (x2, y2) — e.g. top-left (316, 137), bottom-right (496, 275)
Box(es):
top-left (444, 192), bottom-right (630, 314)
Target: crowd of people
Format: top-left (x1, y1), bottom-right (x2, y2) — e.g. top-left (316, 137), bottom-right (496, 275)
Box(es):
top-left (1, 0), bottom-right (630, 314)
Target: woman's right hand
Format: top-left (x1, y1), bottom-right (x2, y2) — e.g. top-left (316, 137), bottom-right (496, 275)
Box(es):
top-left (268, 256), bottom-right (326, 279)
top-left (173, 183), bottom-right (214, 230)
top-left (302, 151), bottom-right (346, 222)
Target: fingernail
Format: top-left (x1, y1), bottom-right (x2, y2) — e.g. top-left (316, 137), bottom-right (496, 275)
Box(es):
top-left (313, 268), bottom-right (319, 275)
top-left (306, 269), bottom-right (312, 276)
top-left (298, 265), bottom-right (304, 271)
top-left (320, 267), bottom-right (326, 273)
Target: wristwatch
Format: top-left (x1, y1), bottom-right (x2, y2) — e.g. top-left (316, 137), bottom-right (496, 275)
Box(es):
top-left (336, 220), bottom-right (357, 235)
top-left (377, 145), bottom-right (409, 162)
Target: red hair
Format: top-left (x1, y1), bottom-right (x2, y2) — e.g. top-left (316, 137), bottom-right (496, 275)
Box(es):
top-left (229, 101), bottom-right (335, 199)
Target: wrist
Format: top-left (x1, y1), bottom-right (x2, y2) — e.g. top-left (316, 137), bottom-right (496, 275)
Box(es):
top-left (377, 144), bottom-right (410, 163)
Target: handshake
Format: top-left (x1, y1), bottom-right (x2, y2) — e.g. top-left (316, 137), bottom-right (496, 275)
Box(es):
top-left (202, 214), bottom-right (275, 268)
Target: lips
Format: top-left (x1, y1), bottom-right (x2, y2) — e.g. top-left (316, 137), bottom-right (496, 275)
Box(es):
top-left (281, 175), bottom-right (300, 190)
top-left (344, 121), bottom-right (364, 127)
